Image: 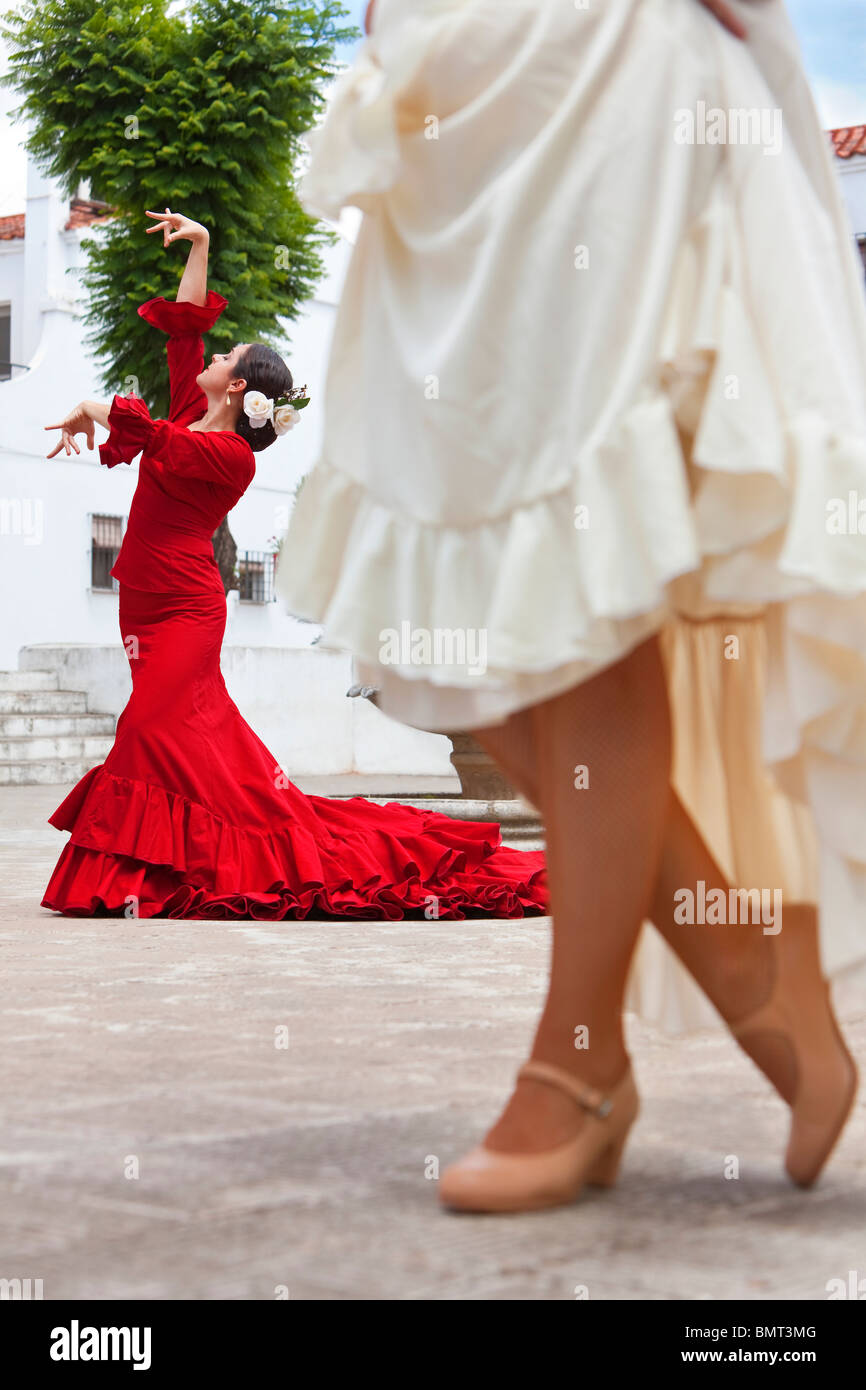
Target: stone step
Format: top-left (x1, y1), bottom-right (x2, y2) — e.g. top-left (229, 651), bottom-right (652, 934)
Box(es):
top-left (0, 712), bottom-right (116, 738)
top-left (0, 734), bottom-right (114, 761)
top-left (0, 758), bottom-right (98, 786)
top-left (0, 670), bottom-right (60, 692)
top-left (363, 796), bottom-right (545, 850)
top-left (0, 690), bottom-right (88, 715)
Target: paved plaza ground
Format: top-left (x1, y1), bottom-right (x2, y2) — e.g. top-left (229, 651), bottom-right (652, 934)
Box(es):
top-left (2, 785), bottom-right (864, 1301)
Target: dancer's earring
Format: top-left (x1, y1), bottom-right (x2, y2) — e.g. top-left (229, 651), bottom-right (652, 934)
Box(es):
top-left (226, 391), bottom-right (232, 407)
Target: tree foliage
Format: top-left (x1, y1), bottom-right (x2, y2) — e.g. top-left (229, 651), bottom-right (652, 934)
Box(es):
top-left (2, 0), bottom-right (357, 415)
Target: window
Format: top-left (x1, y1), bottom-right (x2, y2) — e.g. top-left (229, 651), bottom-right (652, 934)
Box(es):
top-left (0, 304), bottom-right (10, 381)
top-left (858, 235), bottom-right (866, 283)
top-left (237, 550), bottom-right (276, 603)
top-left (90, 513), bottom-right (124, 592)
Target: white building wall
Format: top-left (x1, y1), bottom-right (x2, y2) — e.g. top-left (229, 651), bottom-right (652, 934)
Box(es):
top-left (836, 157), bottom-right (866, 237)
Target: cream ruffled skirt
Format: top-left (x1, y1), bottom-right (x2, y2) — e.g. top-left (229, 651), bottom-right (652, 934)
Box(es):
top-left (278, 0), bottom-right (866, 1032)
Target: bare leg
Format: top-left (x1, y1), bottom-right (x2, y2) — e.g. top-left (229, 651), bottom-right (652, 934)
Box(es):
top-left (476, 712), bottom-right (775, 1023)
top-left (476, 635), bottom-right (673, 1153)
top-left (476, 699), bottom-right (797, 1101)
top-left (650, 791), bottom-right (775, 1021)
top-left (470, 638), bottom-right (853, 1185)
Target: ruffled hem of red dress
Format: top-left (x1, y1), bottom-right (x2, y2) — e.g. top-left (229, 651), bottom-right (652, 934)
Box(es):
top-left (42, 766), bottom-right (548, 921)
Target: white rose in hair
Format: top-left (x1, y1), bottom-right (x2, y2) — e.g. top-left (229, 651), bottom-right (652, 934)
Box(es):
top-left (243, 391), bottom-right (273, 429)
top-left (273, 405), bottom-right (300, 436)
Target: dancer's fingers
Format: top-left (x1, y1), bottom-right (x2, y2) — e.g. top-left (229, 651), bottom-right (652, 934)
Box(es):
top-left (45, 425), bottom-right (79, 456)
top-left (144, 208), bottom-right (175, 246)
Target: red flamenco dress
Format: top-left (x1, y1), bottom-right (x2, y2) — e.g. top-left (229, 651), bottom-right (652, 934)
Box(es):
top-left (41, 292), bottom-right (547, 920)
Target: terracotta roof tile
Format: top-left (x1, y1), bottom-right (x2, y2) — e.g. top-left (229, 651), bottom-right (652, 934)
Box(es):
top-left (0, 198), bottom-right (113, 241)
top-left (0, 213), bottom-right (25, 240)
top-left (64, 197), bottom-right (112, 231)
top-left (829, 125), bottom-right (866, 159)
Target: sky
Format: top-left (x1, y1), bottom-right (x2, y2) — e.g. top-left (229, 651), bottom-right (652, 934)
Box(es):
top-left (1, 0), bottom-right (865, 217)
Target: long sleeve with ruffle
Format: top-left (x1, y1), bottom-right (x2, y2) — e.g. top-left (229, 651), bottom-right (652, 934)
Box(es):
top-left (98, 394), bottom-right (155, 470)
top-left (138, 291), bottom-right (229, 425)
top-left (98, 288), bottom-right (252, 487)
top-left (98, 395), bottom-right (253, 487)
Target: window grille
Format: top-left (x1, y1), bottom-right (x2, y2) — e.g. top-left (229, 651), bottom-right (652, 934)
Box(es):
top-left (90, 513), bottom-right (124, 592)
top-left (237, 550), bottom-right (275, 604)
top-left (0, 303), bottom-right (12, 381)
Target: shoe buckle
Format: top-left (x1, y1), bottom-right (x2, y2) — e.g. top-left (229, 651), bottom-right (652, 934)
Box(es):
top-left (574, 1079), bottom-right (614, 1118)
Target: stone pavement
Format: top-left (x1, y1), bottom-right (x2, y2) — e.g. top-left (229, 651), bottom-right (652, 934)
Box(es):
top-left (1, 785), bottom-right (864, 1301)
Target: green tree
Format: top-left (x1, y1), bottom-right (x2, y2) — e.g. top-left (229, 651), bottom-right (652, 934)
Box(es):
top-left (2, 0), bottom-right (356, 417)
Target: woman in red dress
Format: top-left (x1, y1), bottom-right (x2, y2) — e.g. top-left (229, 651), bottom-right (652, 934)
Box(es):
top-left (41, 210), bottom-right (546, 921)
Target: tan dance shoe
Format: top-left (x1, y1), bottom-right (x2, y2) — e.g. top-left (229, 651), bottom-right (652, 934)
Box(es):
top-left (439, 1061), bottom-right (639, 1213)
top-left (731, 911), bottom-right (858, 1187)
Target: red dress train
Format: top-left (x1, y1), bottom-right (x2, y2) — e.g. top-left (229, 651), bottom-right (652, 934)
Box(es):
top-left (41, 293), bottom-right (547, 920)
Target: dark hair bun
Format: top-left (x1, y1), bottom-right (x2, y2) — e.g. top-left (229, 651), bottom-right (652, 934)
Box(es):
top-left (234, 344), bottom-right (295, 453)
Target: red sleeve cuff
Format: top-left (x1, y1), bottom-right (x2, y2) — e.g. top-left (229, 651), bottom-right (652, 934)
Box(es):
top-left (99, 394), bottom-right (155, 468)
top-left (138, 290), bottom-right (228, 337)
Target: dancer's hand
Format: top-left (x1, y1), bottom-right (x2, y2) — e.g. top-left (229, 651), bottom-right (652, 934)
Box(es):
top-left (696, 0), bottom-right (749, 38)
top-left (364, 0), bottom-right (375, 36)
top-left (44, 402), bottom-right (98, 458)
top-left (145, 208), bottom-right (210, 249)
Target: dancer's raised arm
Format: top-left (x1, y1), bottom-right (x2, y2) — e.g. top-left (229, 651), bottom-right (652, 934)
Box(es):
top-left (141, 208), bottom-right (228, 425)
top-left (145, 208), bottom-right (210, 306)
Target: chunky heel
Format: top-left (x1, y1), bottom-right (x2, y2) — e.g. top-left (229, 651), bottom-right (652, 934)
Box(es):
top-left (439, 1059), bottom-right (639, 1213)
top-left (584, 1127), bottom-right (631, 1187)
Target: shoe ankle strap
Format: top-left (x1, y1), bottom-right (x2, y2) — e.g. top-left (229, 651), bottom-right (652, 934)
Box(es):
top-left (517, 1060), bottom-right (616, 1117)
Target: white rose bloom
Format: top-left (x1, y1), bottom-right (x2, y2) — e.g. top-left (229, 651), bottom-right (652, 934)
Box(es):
top-left (243, 391), bottom-right (273, 428)
top-left (273, 405), bottom-right (300, 436)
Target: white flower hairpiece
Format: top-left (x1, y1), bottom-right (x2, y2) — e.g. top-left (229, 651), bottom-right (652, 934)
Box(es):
top-left (243, 385), bottom-right (310, 436)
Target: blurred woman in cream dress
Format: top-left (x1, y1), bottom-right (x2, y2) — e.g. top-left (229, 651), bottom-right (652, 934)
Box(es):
top-left (278, 0), bottom-right (866, 1210)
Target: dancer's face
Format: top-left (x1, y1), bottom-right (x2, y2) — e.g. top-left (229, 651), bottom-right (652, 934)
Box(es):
top-left (197, 343), bottom-right (250, 401)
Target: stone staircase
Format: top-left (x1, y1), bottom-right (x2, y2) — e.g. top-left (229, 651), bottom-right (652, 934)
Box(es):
top-left (0, 671), bottom-right (115, 785)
